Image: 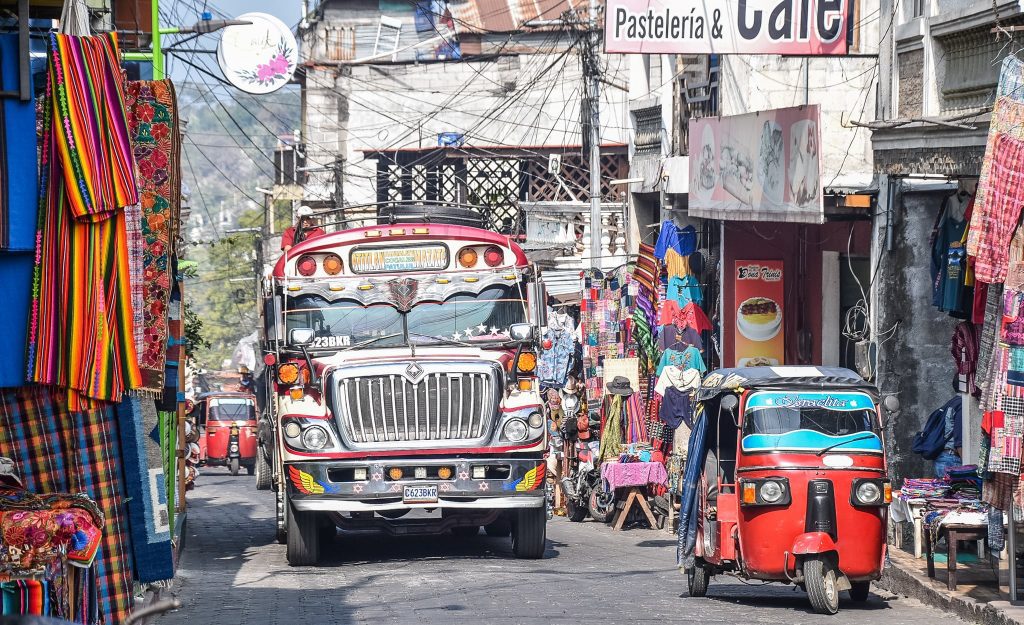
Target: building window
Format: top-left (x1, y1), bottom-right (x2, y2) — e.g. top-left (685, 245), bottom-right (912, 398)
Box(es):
top-left (897, 49), bottom-right (924, 119)
top-left (631, 104), bottom-right (663, 156)
top-left (911, 0), bottom-right (925, 18)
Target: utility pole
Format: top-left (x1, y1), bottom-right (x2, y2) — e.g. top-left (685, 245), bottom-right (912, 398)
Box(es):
top-left (584, 0), bottom-right (602, 270)
top-left (333, 155), bottom-right (345, 209)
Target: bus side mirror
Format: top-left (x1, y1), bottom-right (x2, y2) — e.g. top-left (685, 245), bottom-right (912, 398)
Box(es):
top-left (290, 328), bottom-right (314, 346)
top-left (508, 323), bottom-right (534, 343)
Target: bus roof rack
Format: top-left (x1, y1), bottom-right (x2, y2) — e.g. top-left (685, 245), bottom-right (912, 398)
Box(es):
top-left (295, 201), bottom-right (492, 243)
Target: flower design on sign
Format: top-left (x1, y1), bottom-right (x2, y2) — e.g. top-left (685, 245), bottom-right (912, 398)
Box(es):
top-left (236, 41), bottom-right (296, 88)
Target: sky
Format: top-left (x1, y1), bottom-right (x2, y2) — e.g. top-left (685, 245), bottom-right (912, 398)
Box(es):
top-left (165, 0), bottom-right (303, 81)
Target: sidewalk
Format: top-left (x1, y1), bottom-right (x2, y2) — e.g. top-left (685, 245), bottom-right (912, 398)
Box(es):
top-left (878, 547), bottom-right (1024, 625)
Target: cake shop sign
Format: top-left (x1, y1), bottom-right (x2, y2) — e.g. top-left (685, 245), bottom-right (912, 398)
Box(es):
top-left (604, 0), bottom-right (853, 55)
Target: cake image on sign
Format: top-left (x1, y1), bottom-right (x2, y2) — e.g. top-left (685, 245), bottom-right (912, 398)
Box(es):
top-left (218, 12), bottom-right (298, 95)
top-left (737, 297), bottom-right (782, 341)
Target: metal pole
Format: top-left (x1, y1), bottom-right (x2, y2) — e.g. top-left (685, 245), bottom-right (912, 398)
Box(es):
top-left (587, 0), bottom-right (601, 270)
top-left (152, 0), bottom-right (164, 80)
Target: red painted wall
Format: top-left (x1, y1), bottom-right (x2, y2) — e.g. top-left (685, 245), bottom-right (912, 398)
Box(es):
top-left (722, 220), bottom-right (871, 367)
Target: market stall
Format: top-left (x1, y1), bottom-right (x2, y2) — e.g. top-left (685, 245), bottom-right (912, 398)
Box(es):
top-left (542, 220), bottom-right (716, 531)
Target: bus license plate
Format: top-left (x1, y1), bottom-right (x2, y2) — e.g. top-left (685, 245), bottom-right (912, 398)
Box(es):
top-left (403, 485), bottom-right (438, 504)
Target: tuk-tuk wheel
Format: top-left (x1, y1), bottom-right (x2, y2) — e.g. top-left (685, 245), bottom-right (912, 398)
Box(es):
top-left (686, 560), bottom-right (711, 597)
top-left (229, 458), bottom-right (240, 476)
top-left (804, 556), bottom-right (840, 615)
top-left (848, 581), bottom-right (870, 602)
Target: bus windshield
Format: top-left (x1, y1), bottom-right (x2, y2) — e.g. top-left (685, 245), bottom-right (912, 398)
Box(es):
top-left (740, 391), bottom-right (881, 454)
top-left (285, 285), bottom-right (527, 349)
top-left (407, 285), bottom-right (527, 343)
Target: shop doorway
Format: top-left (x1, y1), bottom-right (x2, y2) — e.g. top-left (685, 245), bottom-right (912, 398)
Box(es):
top-left (839, 255), bottom-right (870, 371)
top-left (822, 252), bottom-right (871, 370)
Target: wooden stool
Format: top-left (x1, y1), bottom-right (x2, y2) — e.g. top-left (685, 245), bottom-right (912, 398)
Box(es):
top-left (611, 486), bottom-right (658, 530)
top-left (924, 522), bottom-right (989, 590)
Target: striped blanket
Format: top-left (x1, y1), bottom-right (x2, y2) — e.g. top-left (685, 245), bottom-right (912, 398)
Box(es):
top-left (28, 32), bottom-right (141, 408)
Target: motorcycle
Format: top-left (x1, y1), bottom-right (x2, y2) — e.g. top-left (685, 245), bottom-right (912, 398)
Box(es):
top-left (559, 388), bottom-right (614, 523)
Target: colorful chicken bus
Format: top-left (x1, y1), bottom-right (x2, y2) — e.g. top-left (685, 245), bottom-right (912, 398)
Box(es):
top-left (258, 206), bottom-right (548, 566)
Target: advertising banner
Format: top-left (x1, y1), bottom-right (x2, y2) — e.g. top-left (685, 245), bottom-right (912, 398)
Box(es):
top-left (690, 105), bottom-right (823, 224)
top-left (734, 260), bottom-right (785, 367)
top-left (604, 0), bottom-right (853, 55)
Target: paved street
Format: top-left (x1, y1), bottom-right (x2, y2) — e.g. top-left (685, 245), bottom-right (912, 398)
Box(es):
top-left (160, 472), bottom-right (963, 625)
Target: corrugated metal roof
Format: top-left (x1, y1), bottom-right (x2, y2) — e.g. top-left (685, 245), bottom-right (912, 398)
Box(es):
top-left (450, 0), bottom-right (586, 33)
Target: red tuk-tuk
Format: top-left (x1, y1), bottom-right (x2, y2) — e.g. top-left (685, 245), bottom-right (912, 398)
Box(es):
top-left (195, 392), bottom-right (259, 476)
top-left (679, 367), bottom-right (897, 614)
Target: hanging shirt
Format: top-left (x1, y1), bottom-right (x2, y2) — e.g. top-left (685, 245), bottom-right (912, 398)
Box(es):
top-left (656, 347), bottom-right (706, 376)
top-left (659, 324), bottom-right (703, 352)
top-left (941, 244), bottom-right (968, 314)
top-left (931, 194), bottom-right (969, 308)
top-left (654, 365), bottom-right (702, 396)
top-left (664, 248), bottom-right (690, 278)
top-left (667, 275), bottom-right (703, 307)
top-left (538, 312), bottom-right (575, 387)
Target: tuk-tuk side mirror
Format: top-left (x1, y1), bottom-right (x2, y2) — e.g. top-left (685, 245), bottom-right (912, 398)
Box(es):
top-left (720, 394), bottom-right (740, 427)
top-left (882, 395), bottom-right (900, 414)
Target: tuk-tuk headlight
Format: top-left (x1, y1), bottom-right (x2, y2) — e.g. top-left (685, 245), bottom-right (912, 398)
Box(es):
top-left (301, 426), bottom-right (329, 450)
top-left (855, 480), bottom-right (883, 505)
top-left (759, 480), bottom-right (784, 503)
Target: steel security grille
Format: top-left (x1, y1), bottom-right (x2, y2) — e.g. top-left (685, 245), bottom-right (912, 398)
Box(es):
top-left (336, 371), bottom-right (497, 444)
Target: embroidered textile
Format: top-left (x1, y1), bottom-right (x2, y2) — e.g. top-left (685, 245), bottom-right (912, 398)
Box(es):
top-left (988, 396), bottom-right (1024, 475)
top-left (125, 80), bottom-right (180, 393)
top-left (28, 32), bottom-right (141, 408)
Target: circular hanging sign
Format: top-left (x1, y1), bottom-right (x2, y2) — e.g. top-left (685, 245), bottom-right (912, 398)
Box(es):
top-left (217, 12), bottom-right (297, 95)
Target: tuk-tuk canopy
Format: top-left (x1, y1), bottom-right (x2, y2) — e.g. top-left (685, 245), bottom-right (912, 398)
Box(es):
top-left (695, 366), bottom-right (877, 402)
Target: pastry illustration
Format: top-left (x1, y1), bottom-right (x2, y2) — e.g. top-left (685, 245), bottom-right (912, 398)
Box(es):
top-left (737, 297), bottom-right (783, 341)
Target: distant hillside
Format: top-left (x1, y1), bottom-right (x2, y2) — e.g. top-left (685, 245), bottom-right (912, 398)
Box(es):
top-left (180, 84), bottom-right (301, 370)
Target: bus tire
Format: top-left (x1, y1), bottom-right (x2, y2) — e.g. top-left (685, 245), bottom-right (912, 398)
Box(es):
top-left (511, 506), bottom-right (546, 559)
top-left (286, 500), bottom-right (320, 567)
top-left (255, 446), bottom-right (272, 490)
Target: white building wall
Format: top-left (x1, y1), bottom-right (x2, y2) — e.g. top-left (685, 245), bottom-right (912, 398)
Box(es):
top-left (309, 52), bottom-right (631, 205)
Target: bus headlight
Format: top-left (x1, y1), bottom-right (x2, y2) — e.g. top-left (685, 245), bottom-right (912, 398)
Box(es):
top-left (528, 412), bottom-right (544, 428)
top-left (301, 426), bottom-right (329, 450)
top-left (502, 419), bottom-right (528, 442)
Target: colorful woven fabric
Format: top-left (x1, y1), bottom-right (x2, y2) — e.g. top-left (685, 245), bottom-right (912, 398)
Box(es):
top-left (115, 396), bottom-right (173, 583)
top-left (28, 32), bottom-right (141, 408)
top-left (125, 80), bottom-right (179, 393)
top-left (971, 133), bottom-right (1024, 283)
top-left (0, 388), bottom-right (134, 624)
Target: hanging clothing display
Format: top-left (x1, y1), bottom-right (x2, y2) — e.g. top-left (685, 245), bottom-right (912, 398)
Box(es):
top-left (666, 274), bottom-right (703, 307)
top-left (538, 312), bottom-right (574, 388)
top-left (28, 32), bottom-right (141, 408)
top-left (659, 324), bottom-right (703, 352)
top-left (125, 80), bottom-right (181, 394)
top-left (656, 346), bottom-right (706, 376)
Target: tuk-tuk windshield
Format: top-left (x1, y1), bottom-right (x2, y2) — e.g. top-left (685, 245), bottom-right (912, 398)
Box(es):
top-left (741, 391), bottom-right (881, 454)
top-left (208, 398), bottom-right (255, 422)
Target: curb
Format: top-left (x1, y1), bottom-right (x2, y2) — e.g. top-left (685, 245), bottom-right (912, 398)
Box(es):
top-left (876, 553), bottom-right (1024, 625)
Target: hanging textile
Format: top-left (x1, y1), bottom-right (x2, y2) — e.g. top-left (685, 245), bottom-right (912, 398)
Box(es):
top-left (115, 397), bottom-right (173, 583)
top-left (599, 395), bottom-right (624, 463)
top-left (125, 80), bottom-right (180, 393)
top-left (970, 133), bottom-right (1024, 283)
top-left (28, 32), bottom-right (141, 408)
top-left (0, 387), bottom-right (133, 624)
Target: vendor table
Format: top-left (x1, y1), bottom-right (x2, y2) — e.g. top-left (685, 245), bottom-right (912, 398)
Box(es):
top-left (924, 523), bottom-right (990, 591)
top-left (600, 461), bottom-right (668, 531)
top-left (889, 496), bottom-right (928, 558)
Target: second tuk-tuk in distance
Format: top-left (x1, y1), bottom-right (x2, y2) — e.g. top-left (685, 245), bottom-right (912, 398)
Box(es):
top-left (678, 366), bottom-right (897, 614)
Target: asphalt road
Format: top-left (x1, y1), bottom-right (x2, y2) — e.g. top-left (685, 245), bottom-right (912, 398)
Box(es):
top-left (158, 472), bottom-right (963, 625)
